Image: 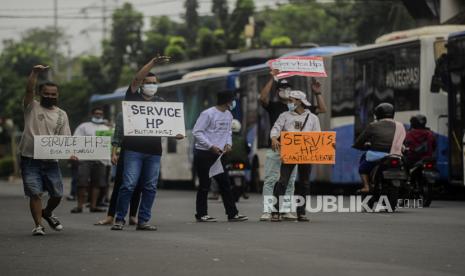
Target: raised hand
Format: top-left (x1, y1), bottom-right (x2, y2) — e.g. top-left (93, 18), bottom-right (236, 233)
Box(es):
top-left (32, 65), bottom-right (50, 73)
top-left (152, 55), bottom-right (171, 65)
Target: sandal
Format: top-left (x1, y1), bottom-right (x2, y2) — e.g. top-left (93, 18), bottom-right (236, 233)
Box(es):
top-left (136, 223), bottom-right (157, 231)
top-left (110, 222), bottom-right (124, 231)
top-left (94, 218), bottom-right (113, 226)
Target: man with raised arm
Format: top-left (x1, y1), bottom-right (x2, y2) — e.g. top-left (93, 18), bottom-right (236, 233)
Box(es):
top-left (19, 65), bottom-right (72, 236)
top-left (111, 56), bottom-right (183, 231)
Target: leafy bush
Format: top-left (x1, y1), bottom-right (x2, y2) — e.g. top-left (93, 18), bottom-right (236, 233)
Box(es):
top-left (0, 156), bottom-right (14, 177)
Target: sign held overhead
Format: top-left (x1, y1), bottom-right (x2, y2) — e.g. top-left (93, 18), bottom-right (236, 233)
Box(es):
top-left (268, 56), bottom-right (327, 79)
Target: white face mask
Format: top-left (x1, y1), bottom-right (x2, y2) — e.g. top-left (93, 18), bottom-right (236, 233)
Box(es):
top-left (91, 117), bottom-right (104, 124)
top-left (142, 84), bottom-right (158, 96)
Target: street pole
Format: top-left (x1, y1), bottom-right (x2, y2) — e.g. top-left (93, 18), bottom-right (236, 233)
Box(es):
top-left (53, 0), bottom-right (59, 78)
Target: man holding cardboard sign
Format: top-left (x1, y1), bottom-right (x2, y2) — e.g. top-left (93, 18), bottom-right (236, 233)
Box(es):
top-left (111, 56), bottom-right (184, 231)
top-left (19, 65), bottom-right (72, 236)
top-left (270, 90), bottom-right (321, 222)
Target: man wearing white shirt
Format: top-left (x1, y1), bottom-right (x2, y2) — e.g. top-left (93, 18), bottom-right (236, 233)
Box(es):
top-left (192, 91), bottom-right (248, 222)
top-left (70, 107), bottom-right (110, 213)
top-left (270, 90), bottom-right (321, 222)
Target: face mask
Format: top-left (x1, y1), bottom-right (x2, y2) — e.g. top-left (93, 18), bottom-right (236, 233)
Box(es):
top-left (91, 117), bottom-right (104, 124)
top-left (278, 88), bottom-right (291, 99)
top-left (229, 100), bottom-right (237, 111)
top-left (142, 84), bottom-right (158, 96)
top-left (40, 97), bottom-right (57, 108)
top-left (287, 103), bottom-right (296, 112)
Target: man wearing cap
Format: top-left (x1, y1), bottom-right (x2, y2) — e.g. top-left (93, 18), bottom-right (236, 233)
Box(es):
top-left (192, 91), bottom-right (248, 222)
top-left (259, 69), bottom-right (326, 221)
top-left (270, 90), bottom-right (321, 222)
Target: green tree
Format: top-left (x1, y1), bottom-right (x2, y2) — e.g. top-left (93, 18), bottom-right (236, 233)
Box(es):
top-left (102, 2), bottom-right (144, 90)
top-left (164, 36), bottom-right (188, 61)
top-left (184, 0), bottom-right (199, 46)
top-left (229, 0), bottom-right (255, 49)
top-left (212, 0), bottom-right (229, 30)
top-left (270, 36), bottom-right (293, 47)
top-left (196, 27), bottom-right (224, 57)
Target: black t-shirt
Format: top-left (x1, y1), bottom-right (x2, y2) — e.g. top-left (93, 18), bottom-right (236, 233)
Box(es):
top-left (122, 87), bottom-right (164, 155)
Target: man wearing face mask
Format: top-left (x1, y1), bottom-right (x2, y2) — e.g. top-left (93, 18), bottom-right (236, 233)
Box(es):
top-left (111, 56), bottom-right (184, 231)
top-left (192, 91), bottom-right (248, 222)
top-left (19, 65), bottom-right (72, 236)
top-left (270, 90), bottom-right (321, 222)
top-left (70, 107), bottom-right (110, 213)
top-left (258, 69), bottom-right (326, 221)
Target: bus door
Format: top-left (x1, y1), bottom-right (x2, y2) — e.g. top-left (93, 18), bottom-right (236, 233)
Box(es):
top-left (446, 35), bottom-right (465, 186)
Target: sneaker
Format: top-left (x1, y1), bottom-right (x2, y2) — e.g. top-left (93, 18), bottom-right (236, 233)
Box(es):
top-left (136, 223), bottom-right (157, 231)
top-left (196, 215), bottom-right (217, 222)
top-left (281, 213), bottom-right (298, 221)
top-left (66, 195), bottom-right (76, 201)
top-left (228, 214), bottom-right (248, 222)
top-left (70, 207), bottom-right (83, 213)
top-left (259, 213), bottom-right (272, 221)
top-left (32, 225), bottom-right (45, 236)
top-left (297, 215), bottom-right (310, 222)
top-left (111, 221), bottom-right (124, 231)
top-left (42, 210), bottom-right (63, 231)
top-left (271, 213), bottom-right (281, 222)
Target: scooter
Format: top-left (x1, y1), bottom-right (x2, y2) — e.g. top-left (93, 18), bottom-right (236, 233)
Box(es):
top-left (226, 162), bottom-right (247, 202)
top-left (406, 158), bottom-right (438, 207)
top-left (367, 154), bottom-right (408, 212)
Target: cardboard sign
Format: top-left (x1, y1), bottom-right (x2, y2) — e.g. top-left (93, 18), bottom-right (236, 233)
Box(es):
top-left (34, 136), bottom-right (111, 160)
top-left (280, 131), bottom-right (336, 164)
top-left (122, 101), bottom-right (186, 137)
top-left (268, 56), bottom-right (327, 78)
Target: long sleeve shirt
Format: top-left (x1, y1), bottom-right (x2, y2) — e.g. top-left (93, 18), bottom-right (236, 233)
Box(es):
top-left (193, 107), bottom-right (233, 151)
top-left (270, 110), bottom-right (320, 139)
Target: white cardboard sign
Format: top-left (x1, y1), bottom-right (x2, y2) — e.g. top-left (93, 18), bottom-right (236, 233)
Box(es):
top-left (122, 101), bottom-right (186, 137)
top-left (33, 136), bottom-right (111, 160)
top-left (268, 56), bottom-right (327, 78)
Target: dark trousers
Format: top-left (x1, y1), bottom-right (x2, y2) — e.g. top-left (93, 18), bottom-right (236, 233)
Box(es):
top-left (108, 150), bottom-right (142, 217)
top-left (195, 149), bottom-right (238, 219)
top-left (69, 161), bottom-right (78, 197)
top-left (273, 164), bottom-right (312, 216)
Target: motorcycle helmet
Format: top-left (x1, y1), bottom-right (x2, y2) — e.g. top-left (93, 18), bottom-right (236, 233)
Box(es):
top-left (231, 119), bottom-right (242, 133)
top-left (374, 103), bottom-right (395, 120)
top-left (410, 114), bottom-right (427, 129)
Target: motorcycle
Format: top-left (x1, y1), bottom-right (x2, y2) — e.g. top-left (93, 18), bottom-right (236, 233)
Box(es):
top-left (226, 161), bottom-right (247, 202)
top-left (362, 144), bottom-right (409, 212)
top-left (406, 158), bottom-right (438, 207)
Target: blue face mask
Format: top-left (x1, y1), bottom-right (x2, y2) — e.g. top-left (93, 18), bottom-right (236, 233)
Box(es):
top-left (229, 100), bottom-right (237, 111)
top-left (287, 103), bottom-right (296, 112)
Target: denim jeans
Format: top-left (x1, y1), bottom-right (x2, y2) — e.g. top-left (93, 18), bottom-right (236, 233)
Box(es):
top-left (20, 156), bottom-right (63, 198)
top-left (262, 149), bottom-right (296, 213)
top-left (108, 149), bottom-right (142, 218)
top-left (115, 150), bottom-right (161, 224)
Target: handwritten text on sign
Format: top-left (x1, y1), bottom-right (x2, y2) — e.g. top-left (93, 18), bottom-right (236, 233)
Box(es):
top-left (122, 101), bottom-right (186, 137)
top-left (33, 136), bottom-right (111, 160)
top-left (268, 56), bottom-right (327, 78)
top-left (280, 131), bottom-right (336, 164)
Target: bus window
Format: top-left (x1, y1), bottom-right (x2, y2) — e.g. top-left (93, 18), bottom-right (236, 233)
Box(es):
top-left (331, 56), bottom-right (355, 117)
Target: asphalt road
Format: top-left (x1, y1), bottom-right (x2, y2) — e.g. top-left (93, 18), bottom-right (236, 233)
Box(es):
top-left (1, 179), bottom-right (465, 276)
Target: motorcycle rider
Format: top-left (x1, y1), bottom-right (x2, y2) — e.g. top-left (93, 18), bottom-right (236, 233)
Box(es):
top-left (352, 103), bottom-right (406, 193)
top-left (404, 114), bottom-right (436, 166)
